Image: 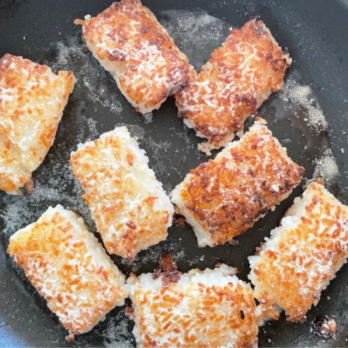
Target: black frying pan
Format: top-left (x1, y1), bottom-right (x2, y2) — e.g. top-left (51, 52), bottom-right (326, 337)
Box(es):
top-left (1, 0), bottom-right (348, 346)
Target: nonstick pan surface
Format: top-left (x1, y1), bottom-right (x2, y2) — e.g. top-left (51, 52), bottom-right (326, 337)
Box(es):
top-left (1, 0), bottom-right (348, 347)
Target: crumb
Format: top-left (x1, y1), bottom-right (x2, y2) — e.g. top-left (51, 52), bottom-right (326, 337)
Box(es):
top-left (173, 214), bottom-right (186, 227)
top-left (66, 334), bottom-right (75, 342)
top-left (24, 179), bottom-right (34, 194)
top-left (313, 315), bottom-right (336, 340)
top-left (160, 254), bottom-right (181, 287)
top-left (152, 268), bottom-right (161, 280)
top-left (229, 238), bottom-right (239, 246)
top-left (125, 307), bottom-right (135, 320)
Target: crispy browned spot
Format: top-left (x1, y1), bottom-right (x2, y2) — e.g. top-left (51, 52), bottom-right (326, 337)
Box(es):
top-left (7, 211), bottom-right (127, 335)
top-left (81, 0), bottom-right (192, 111)
top-left (252, 182), bottom-right (348, 322)
top-left (0, 54), bottom-right (75, 192)
top-left (176, 19), bottom-right (290, 149)
top-left (179, 124), bottom-right (303, 245)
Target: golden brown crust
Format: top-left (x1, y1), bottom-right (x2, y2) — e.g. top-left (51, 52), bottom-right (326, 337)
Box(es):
top-left (175, 19), bottom-right (291, 150)
top-left (7, 208), bottom-right (127, 335)
top-left (0, 54), bottom-right (75, 193)
top-left (0, 136), bottom-right (31, 192)
top-left (176, 122), bottom-right (303, 246)
top-left (80, 0), bottom-right (192, 112)
top-left (130, 267), bottom-right (258, 347)
top-left (251, 182), bottom-right (348, 322)
top-left (70, 128), bottom-right (172, 260)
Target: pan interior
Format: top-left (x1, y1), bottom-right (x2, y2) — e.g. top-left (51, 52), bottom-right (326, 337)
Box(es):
top-left (1, 0), bottom-right (348, 347)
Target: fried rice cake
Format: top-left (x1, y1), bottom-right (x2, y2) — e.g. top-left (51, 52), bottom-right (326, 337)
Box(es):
top-left (249, 180), bottom-right (348, 323)
top-left (77, 0), bottom-right (194, 114)
top-left (7, 205), bottom-right (128, 340)
top-left (127, 259), bottom-right (258, 348)
top-left (170, 118), bottom-right (304, 247)
top-left (70, 126), bottom-right (174, 260)
top-left (175, 19), bottom-right (291, 154)
top-left (0, 54), bottom-right (75, 194)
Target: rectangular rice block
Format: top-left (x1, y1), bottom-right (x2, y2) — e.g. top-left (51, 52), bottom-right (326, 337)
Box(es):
top-left (127, 263), bottom-right (258, 348)
top-left (175, 19), bottom-right (291, 154)
top-left (171, 118), bottom-right (304, 247)
top-left (70, 126), bottom-right (174, 260)
top-left (7, 205), bottom-right (128, 339)
top-left (78, 0), bottom-right (193, 114)
top-left (249, 181), bottom-right (348, 323)
top-left (0, 54), bottom-right (75, 194)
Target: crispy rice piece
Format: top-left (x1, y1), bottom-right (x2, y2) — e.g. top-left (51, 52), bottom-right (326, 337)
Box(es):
top-left (70, 126), bottom-right (174, 260)
top-left (7, 205), bottom-right (128, 339)
top-left (170, 118), bottom-right (304, 247)
top-left (0, 54), bottom-right (75, 194)
top-left (77, 0), bottom-right (194, 114)
top-left (128, 262), bottom-right (258, 348)
top-left (249, 180), bottom-right (348, 323)
top-left (175, 19), bottom-right (291, 154)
